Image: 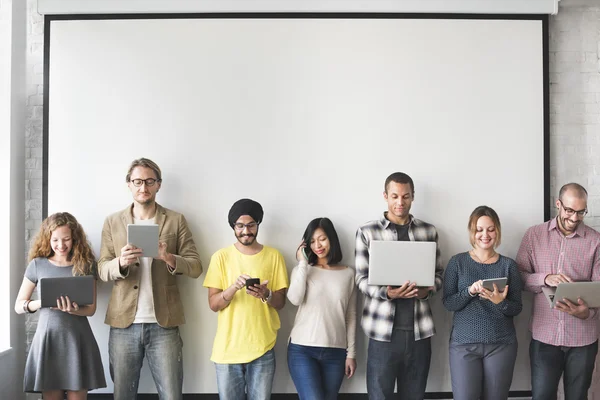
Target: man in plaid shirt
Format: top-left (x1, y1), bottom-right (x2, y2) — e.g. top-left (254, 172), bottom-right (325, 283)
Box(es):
top-left (517, 183), bottom-right (600, 400)
top-left (355, 172), bottom-right (443, 400)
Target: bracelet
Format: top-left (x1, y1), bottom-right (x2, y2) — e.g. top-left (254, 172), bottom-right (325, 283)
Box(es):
top-left (221, 291), bottom-right (231, 302)
top-left (261, 289), bottom-right (272, 304)
top-left (23, 300), bottom-right (37, 313)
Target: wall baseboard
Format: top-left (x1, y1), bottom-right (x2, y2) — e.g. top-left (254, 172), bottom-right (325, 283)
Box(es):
top-left (88, 391), bottom-right (532, 399)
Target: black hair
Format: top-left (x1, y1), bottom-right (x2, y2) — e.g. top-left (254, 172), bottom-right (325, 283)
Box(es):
top-left (384, 172), bottom-right (414, 194)
top-left (301, 217), bottom-right (343, 265)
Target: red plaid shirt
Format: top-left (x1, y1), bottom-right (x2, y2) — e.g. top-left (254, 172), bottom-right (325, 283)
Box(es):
top-left (516, 218), bottom-right (600, 347)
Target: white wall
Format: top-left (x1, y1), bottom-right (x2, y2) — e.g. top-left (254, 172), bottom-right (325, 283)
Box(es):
top-left (45, 16), bottom-right (544, 394)
top-left (0, 0), bottom-right (27, 398)
top-left (20, 0), bottom-right (600, 398)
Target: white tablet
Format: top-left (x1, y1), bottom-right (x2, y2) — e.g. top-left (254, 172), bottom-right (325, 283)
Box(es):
top-left (368, 240), bottom-right (436, 287)
top-left (542, 281), bottom-right (600, 308)
top-left (127, 224), bottom-right (159, 258)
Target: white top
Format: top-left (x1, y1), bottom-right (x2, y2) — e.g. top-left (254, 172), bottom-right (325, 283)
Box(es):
top-left (287, 260), bottom-right (357, 358)
top-left (133, 217), bottom-right (157, 323)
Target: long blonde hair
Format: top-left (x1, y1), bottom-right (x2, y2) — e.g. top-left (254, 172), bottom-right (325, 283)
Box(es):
top-left (28, 212), bottom-right (95, 276)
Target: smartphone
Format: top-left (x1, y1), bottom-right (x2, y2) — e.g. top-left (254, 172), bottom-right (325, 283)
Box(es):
top-left (302, 247), bottom-right (309, 260)
top-left (245, 278), bottom-right (260, 288)
top-left (482, 277), bottom-right (508, 292)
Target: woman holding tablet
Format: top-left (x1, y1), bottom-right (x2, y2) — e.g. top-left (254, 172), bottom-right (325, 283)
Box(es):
top-left (443, 206), bottom-right (523, 400)
top-left (287, 217), bottom-right (357, 400)
top-left (15, 212), bottom-right (105, 399)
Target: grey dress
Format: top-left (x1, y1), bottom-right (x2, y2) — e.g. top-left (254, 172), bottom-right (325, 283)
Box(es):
top-left (23, 257), bottom-right (106, 393)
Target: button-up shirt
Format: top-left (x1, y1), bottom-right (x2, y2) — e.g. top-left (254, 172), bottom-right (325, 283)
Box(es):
top-left (516, 218), bottom-right (600, 347)
top-left (355, 213), bottom-right (443, 342)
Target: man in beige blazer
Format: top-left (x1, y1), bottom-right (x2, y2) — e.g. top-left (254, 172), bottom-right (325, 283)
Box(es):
top-left (98, 157), bottom-right (202, 400)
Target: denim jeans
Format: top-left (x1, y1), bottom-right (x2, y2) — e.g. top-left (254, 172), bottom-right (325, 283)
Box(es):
top-left (367, 329), bottom-right (431, 400)
top-left (214, 349), bottom-right (276, 400)
top-left (287, 342), bottom-right (347, 400)
top-left (530, 339), bottom-right (598, 400)
top-left (108, 323), bottom-right (183, 400)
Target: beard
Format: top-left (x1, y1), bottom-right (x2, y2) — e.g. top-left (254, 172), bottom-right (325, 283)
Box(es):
top-left (135, 194), bottom-right (155, 206)
top-left (559, 215), bottom-right (580, 233)
top-left (236, 233), bottom-right (256, 246)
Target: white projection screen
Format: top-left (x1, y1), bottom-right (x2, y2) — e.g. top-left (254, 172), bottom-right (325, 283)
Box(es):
top-left (44, 15), bottom-right (548, 396)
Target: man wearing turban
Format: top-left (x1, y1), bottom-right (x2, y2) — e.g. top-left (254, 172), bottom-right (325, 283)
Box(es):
top-left (203, 198), bottom-right (289, 400)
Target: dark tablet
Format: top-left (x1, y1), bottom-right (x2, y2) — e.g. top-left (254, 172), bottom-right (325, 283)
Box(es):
top-left (39, 275), bottom-right (94, 308)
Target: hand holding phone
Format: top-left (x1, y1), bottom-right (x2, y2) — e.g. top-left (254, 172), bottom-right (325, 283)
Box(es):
top-left (245, 278), bottom-right (260, 288)
top-left (296, 241), bottom-right (309, 261)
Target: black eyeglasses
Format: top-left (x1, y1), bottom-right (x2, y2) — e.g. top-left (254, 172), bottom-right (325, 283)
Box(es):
top-left (559, 200), bottom-right (588, 217)
top-left (129, 178), bottom-right (161, 187)
top-left (234, 222), bottom-right (259, 230)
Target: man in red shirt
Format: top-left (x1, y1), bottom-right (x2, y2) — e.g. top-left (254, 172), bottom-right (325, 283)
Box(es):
top-left (517, 183), bottom-right (600, 400)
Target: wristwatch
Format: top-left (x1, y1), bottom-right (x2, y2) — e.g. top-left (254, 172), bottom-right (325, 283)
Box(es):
top-left (262, 289), bottom-right (272, 303)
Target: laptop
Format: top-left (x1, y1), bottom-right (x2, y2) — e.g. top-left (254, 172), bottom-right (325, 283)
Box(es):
top-left (39, 275), bottom-right (95, 308)
top-left (542, 282), bottom-right (600, 308)
top-left (368, 240), bottom-right (436, 286)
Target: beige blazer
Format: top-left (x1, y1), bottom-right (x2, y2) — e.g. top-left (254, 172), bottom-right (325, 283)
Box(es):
top-left (98, 203), bottom-right (202, 328)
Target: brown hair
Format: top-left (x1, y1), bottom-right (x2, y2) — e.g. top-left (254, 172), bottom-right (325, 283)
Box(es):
top-left (468, 206), bottom-right (502, 248)
top-left (28, 212), bottom-right (95, 276)
top-left (125, 158), bottom-right (162, 183)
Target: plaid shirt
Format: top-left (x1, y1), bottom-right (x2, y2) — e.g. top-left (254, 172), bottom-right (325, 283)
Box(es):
top-left (516, 218), bottom-right (600, 347)
top-left (355, 213), bottom-right (443, 342)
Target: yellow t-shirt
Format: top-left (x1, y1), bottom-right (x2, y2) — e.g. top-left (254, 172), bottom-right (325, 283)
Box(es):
top-left (203, 245), bottom-right (289, 364)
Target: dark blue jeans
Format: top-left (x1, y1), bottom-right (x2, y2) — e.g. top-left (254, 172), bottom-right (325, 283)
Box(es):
top-left (367, 330), bottom-right (432, 400)
top-left (530, 339), bottom-right (598, 400)
top-left (287, 342), bottom-right (346, 400)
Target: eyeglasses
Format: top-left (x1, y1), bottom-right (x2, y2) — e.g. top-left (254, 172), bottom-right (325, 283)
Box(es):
top-left (559, 200), bottom-right (588, 217)
top-left (129, 178), bottom-right (161, 187)
top-left (234, 222), bottom-right (259, 230)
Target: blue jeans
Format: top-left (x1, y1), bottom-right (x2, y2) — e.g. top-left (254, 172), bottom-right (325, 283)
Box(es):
top-left (367, 329), bottom-right (431, 400)
top-left (108, 323), bottom-right (183, 400)
top-left (214, 349), bottom-right (276, 400)
top-left (530, 339), bottom-right (598, 400)
top-left (287, 342), bottom-right (347, 400)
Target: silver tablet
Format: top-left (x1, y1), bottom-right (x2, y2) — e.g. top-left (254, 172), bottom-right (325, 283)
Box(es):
top-left (39, 275), bottom-right (94, 308)
top-left (482, 277), bottom-right (508, 292)
top-left (127, 224), bottom-right (159, 258)
top-left (542, 281), bottom-right (600, 308)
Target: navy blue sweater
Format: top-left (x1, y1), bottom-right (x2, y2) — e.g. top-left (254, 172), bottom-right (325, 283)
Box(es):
top-left (443, 252), bottom-right (523, 344)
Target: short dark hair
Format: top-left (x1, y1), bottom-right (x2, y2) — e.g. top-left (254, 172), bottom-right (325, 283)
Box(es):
top-left (468, 205), bottom-right (502, 248)
top-left (559, 183), bottom-right (588, 201)
top-left (384, 172), bottom-right (414, 194)
top-left (301, 217), bottom-right (343, 265)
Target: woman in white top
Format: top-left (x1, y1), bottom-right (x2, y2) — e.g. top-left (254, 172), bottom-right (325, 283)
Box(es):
top-left (287, 217), bottom-right (357, 400)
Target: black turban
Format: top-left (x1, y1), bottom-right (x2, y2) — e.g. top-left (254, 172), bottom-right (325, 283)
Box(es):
top-left (228, 198), bottom-right (264, 228)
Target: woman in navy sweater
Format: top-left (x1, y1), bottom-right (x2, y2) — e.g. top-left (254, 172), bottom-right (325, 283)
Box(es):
top-left (443, 205), bottom-right (523, 400)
